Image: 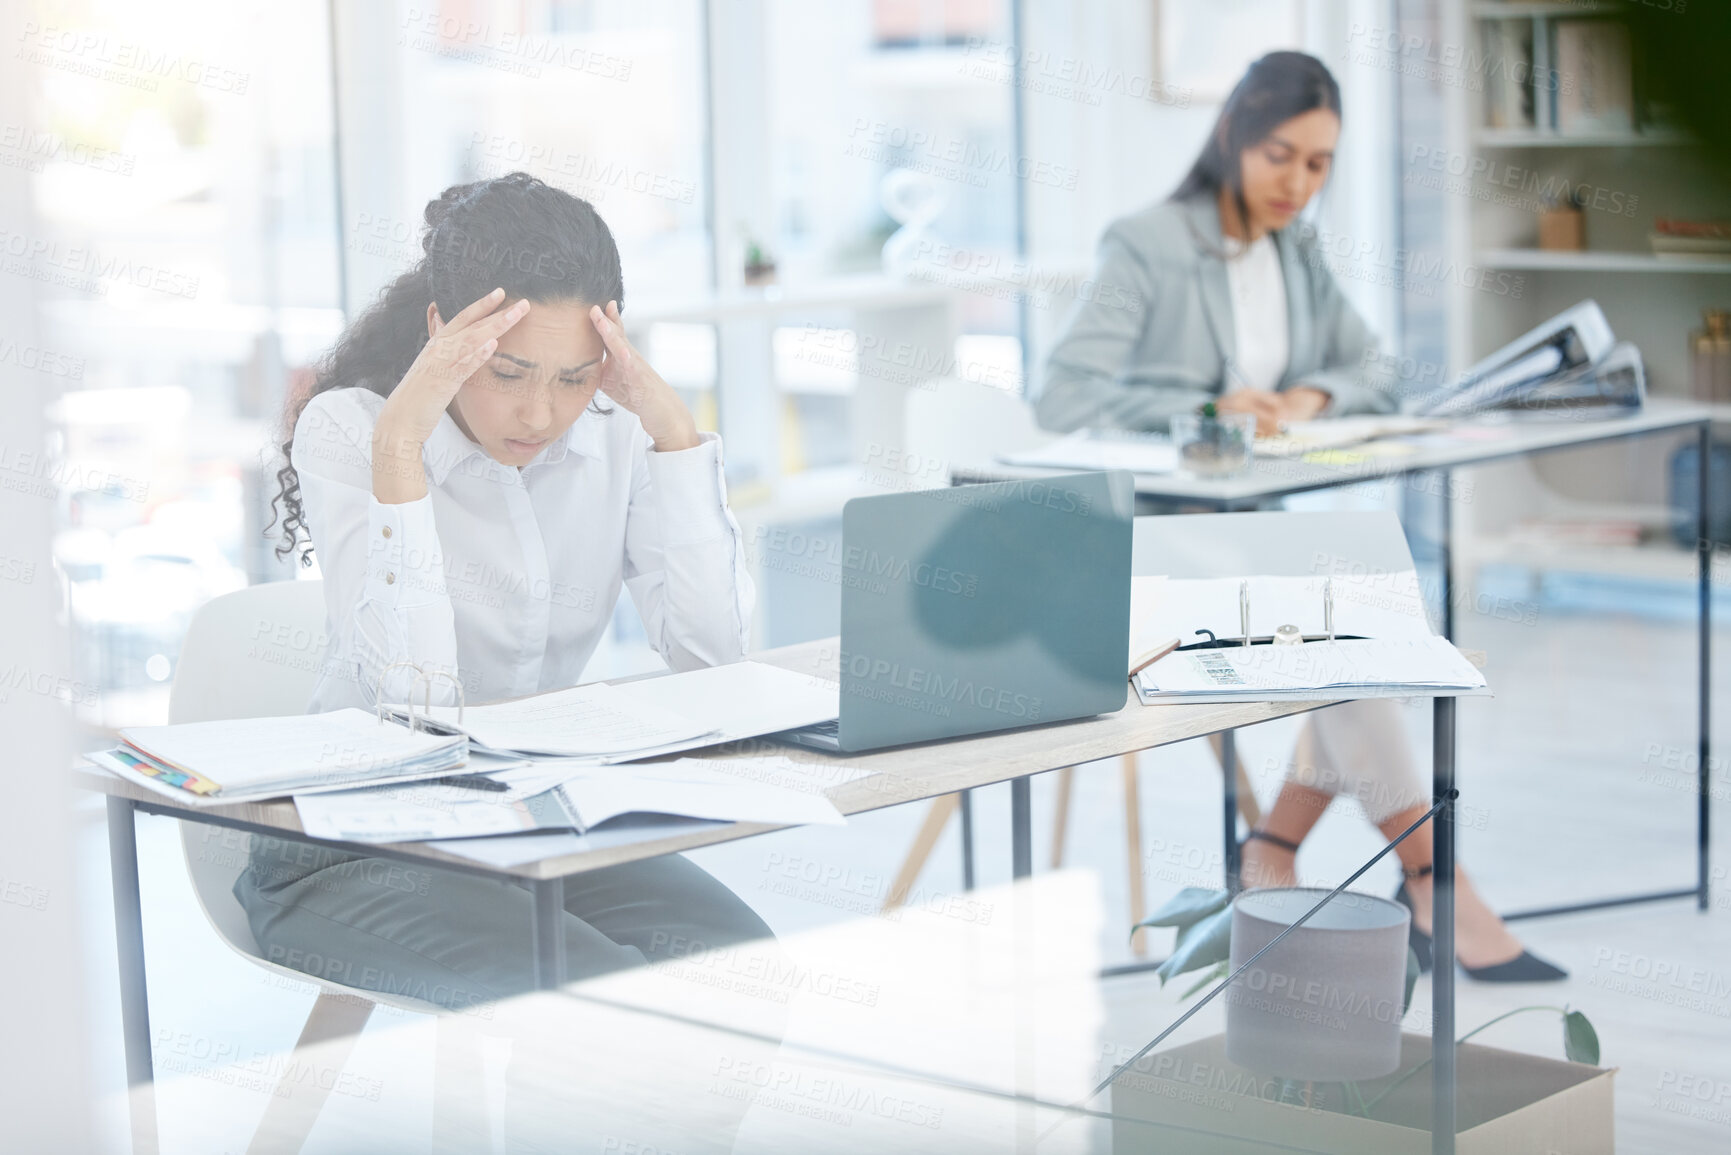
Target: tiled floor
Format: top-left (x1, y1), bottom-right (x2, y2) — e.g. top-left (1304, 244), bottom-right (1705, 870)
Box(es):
top-left (78, 608), bottom-right (1731, 1151)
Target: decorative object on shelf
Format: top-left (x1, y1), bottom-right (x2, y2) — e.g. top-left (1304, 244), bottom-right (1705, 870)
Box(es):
top-left (1131, 886), bottom-right (1601, 1121)
top-left (1170, 403), bottom-right (1254, 478)
top-left (737, 224), bottom-right (777, 286)
top-left (878, 168), bottom-right (946, 277)
top-left (1652, 219), bottom-right (1731, 261)
top-left (1538, 188), bottom-right (1585, 252)
top-left (1690, 308), bottom-right (1731, 403)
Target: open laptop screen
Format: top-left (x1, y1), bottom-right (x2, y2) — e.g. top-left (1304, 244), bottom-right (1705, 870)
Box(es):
top-left (835, 470), bottom-right (1134, 751)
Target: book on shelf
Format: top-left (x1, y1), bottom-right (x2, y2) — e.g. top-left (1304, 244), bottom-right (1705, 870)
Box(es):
top-left (1482, 18), bottom-right (1535, 130)
top-left (1555, 19), bottom-right (1633, 135)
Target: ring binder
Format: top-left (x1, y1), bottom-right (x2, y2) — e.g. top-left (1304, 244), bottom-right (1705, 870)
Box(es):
top-left (375, 660), bottom-right (465, 732)
top-left (1175, 579), bottom-right (1362, 650)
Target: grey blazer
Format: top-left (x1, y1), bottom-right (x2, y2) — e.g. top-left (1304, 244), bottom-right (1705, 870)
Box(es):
top-left (1032, 194), bottom-right (1397, 432)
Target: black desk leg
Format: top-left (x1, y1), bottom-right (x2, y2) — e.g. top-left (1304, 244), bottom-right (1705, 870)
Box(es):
top-left (959, 788), bottom-right (976, 891)
top-left (1432, 697), bottom-right (1457, 1155)
top-left (1438, 469), bottom-right (1454, 642)
top-left (107, 796), bottom-right (158, 1155)
top-left (1698, 423), bottom-right (1713, 912)
top-left (530, 877), bottom-right (567, 990)
top-left (1011, 777), bottom-right (1032, 880)
top-left (1222, 729), bottom-right (1241, 892)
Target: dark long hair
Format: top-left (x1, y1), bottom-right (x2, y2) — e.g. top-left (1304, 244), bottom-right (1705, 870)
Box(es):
top-left (270, 171), bottom-right (624, 563)
top-left (1170, 51), bottom-right (1342, 234)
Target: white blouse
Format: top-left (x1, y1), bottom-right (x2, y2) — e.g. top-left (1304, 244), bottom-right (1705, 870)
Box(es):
top-left (291, 386), bottom-right (753, 712)
top-left (1222, 231), bottom-right (1290, 393)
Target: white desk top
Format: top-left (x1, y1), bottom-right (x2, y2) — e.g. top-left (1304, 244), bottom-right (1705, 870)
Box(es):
top-left (952, 398), bottom-right (1713, 505)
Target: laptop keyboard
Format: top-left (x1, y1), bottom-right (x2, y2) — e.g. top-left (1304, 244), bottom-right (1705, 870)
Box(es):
top-left (802, 718), bottom-right (840, 737)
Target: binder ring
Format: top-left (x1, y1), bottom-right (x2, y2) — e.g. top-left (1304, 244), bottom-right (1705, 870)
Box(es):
top-left (374, 659), bottom-right (465, 732)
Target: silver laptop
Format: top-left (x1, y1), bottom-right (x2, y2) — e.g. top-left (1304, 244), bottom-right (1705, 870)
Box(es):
top-left (777, 470), bottom-right (1134, 754)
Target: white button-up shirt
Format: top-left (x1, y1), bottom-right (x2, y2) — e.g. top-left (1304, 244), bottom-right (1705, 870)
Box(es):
top-left (291, 386), bottom-right (753, 712)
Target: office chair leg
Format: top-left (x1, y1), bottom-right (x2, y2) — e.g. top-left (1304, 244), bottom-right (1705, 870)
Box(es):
top-left (246, 991), bottom-right (375, 1155)
top-left (1122, 753), bottom-right (1149, 956)
top-left (1207, 732), bottom-right (1263, 829)
top-left (431, 1012), bottom-right (490, 1155)
top-left (884, 793), bottom-right (961, 912)
top-left (1049, 766), bottom-right (1075, 868)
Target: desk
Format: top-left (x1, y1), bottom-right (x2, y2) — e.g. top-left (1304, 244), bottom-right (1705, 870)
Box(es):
top-left (83, 637), bottom-right (1473, 1152)
top-left (954, 399), bottom-right (1716, 922)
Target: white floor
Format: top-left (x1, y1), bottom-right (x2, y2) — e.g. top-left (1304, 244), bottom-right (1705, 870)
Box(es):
top-left (77, 607), bottom-right (1731, 1152)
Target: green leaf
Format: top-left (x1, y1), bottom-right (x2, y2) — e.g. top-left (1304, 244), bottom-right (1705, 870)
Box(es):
top-left (1402, 945), bottom-right (1421, 1017)
top-left (1179, 959), bottom-right (1230, 1000)
top-left (1563, 1010), bottom-right (1600, 1065)
top-left (1155, 906), bottom-right (1233, 986)
top-left (1132, 887), bottom-right (1230, 937)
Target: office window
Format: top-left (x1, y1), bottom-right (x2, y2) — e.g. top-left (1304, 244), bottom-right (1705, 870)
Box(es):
top-left (756, 0), bottom-right (1022, 473)
top-left (24, 0), bottom-right (344, 730)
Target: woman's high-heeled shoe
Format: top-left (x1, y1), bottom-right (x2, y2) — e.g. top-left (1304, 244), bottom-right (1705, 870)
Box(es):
top-left (1393, 865), bottom-right (1434, 973)
top-left (1394, 864), bottom-right (1569, 983)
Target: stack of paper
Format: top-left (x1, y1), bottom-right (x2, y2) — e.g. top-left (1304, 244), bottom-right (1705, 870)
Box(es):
top-left (388, 659), bottom-right (840, 763)
top-left (87, 709), bottom-right (469, 807)
top-left (294, 755), bottom-right (853, 844)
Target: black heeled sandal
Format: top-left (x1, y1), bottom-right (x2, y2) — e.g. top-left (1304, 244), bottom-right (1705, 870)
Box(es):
top-left (1393, 863), bottom-right (1435, 973)
top-left (1394, 864), bottom-right (1568, 983)
top-left (1236, 829), bottom-right (1302, 889)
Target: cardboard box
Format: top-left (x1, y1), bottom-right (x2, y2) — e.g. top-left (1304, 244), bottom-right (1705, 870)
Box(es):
top-left (1109, 1032), bottom-right (1614, 1154)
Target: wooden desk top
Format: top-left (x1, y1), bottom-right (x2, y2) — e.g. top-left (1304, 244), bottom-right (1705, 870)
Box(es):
top-left (77, 638), bottom-right (1381, 881)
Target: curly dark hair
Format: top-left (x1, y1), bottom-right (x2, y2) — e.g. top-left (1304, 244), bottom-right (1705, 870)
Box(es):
top-left (269, 171), bottom-right (625, 563)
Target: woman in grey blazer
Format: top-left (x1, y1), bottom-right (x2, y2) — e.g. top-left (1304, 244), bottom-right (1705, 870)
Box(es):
top-left (1036, 51), bottom-right (1563, 982)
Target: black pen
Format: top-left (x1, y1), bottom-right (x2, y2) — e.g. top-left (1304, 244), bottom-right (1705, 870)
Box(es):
top-left (432, 773), bottom-right (510, 793)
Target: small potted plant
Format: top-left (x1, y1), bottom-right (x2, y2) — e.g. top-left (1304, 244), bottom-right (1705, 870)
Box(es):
top-left (1171, 401), bottom-right (1255, 478)
top-left (1130, 886), bottom-right (1600, 1119)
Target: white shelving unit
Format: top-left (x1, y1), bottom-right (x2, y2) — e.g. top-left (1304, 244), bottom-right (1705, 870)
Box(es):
top-left (1438, 0), bottom-right (1731, 594)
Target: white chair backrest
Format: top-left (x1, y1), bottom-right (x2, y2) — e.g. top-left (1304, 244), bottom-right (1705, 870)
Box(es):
top-left (168, 579), bottom-right (329, 725)
top-left (170, 580), bottom-right (327, 955)
top-left (901, 375), bottom-right (1050, 484)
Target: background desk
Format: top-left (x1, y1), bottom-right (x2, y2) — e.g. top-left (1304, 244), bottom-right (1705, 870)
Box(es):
top-left (954, 400), bottom-right (1717, 922)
